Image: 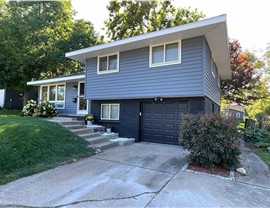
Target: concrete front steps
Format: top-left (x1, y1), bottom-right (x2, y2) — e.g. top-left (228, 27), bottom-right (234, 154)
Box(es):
top-left (49, 117), bottom-right (119, 151)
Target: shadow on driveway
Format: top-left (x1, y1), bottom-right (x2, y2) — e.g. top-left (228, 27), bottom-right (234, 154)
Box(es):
top-left (0, 143), bottom-right (188, 208)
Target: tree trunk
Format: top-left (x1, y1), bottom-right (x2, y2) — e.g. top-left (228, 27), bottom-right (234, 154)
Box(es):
top-left (23, 90), bottom-right (31, 106)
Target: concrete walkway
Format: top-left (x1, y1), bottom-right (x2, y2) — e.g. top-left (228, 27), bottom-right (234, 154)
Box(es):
top-left (236, 143), bottom-right (270, 189)
top-left (0, 143), bottom-right (270, 207)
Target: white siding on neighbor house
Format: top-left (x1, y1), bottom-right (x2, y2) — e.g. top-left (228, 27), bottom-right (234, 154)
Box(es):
top-left (85, 37), bottom-right (204, 100)
top-left (204, 39), bottom-right (221, 105)
top-left (0, 89), bottom-right (4, 107)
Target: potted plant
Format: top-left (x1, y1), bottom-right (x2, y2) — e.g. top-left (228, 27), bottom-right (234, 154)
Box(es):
top-left (85, 115), bottom-right (94, 126)
top-left (106, 124), bottom-right (112, 133)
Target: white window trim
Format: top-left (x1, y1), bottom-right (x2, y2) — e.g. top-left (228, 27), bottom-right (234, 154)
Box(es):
top-left (100, 103), bottom-right (120, 120)
top-left (40, 83), bottom-right (66, 109)
top-left (217, 75), bottom-right (220, 87)
top-left (97, 52), bottom-right (120, 74)
top-left (236, 112), bottom-right (241, 118)
top-left (149, 40), bottom-right (181, 68)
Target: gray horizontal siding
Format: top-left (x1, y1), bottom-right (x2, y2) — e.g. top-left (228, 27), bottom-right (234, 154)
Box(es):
top-left (86, 37), bottom-right (204, 100)
top-left (204, 39), bottom-right (221, 105)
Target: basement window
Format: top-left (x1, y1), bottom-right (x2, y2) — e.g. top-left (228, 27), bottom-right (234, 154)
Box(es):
top-left (101, 104), bottom-right (120, 120)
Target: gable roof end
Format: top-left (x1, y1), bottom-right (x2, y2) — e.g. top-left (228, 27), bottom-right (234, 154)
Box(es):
top-left (66, 15), bottom-right (231, 80)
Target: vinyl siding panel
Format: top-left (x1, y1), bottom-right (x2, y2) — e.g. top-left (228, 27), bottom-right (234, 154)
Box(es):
top-left (86, 37), bottom-right (204, 100)
top-left (204, 39), bottom-right (221, 105)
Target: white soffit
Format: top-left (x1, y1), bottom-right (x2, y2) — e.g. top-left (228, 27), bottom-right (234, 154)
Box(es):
top-left (27, 74), bottom-right (85, 86)
top-left (205, 23), bottom-right (231, 79)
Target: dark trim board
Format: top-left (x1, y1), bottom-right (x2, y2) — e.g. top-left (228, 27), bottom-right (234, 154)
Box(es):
top-left (91, 97), bottom-right (219, 145)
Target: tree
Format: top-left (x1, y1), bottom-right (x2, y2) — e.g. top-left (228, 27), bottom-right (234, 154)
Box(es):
top-left (245, 78), bottom-right (270, 119)
top-left (221, 40), bottom-right (265, 105)
top-left (264, 43), bottom-right (270, 75)
top-left (0, 0), bottom-right (98, 104)
top-left (104, 0), bottom-right (205, 41)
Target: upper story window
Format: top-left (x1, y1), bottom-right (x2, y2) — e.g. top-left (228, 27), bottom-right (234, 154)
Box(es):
top-left (149, 41), bottom-right (181, 67)
top-left (40, 84), bottom-right (65, 109)
top-left (97, 52), bottom-right (119, 74)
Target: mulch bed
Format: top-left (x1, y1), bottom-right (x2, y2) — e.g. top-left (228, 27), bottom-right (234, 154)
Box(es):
top-left (188, 163), bottom-right (230, 177)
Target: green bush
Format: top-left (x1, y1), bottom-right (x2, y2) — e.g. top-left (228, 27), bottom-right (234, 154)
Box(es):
top-left (255, 142), bottom-right (270, 148)
top-left (179, 114), bottom-right (240, 168)
top-left (21, 100), bottom-right (38, 116)
top-left (21, 100), bottom-right (58, 118)
top-left (242, 128), bottom-right (270, 144)
top-left (237, 121), bottom-right (245, 131)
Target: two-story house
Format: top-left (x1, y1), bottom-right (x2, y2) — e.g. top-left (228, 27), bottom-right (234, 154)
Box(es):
top-left (27, 15), bottom-right (231, 145)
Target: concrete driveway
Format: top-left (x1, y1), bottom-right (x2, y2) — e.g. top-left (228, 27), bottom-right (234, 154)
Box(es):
top-left (0, 143), bottom-right (270, 207)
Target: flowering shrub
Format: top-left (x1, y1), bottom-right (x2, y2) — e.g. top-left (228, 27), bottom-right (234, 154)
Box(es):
top-left (179, 114), bottom-right (240, 168)
top-left (36, 102), bottom-right (58, 117)
top-left (21, 100), bottom-right (58, 118)
top-left (21, 100), bottom-right (38, 116)
top-left (85, 115), bottom-right (94, 121)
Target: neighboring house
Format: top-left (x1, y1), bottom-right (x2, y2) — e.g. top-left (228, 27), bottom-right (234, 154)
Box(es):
top-left (27, 15), bottom-right (231, 145)
top-left (229, 103), bottom-right (245, 120)
top-left (0, 88), bottom-right (28, 109)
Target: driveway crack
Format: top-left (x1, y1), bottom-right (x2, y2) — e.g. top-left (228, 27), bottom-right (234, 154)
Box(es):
top-left (144, 168), bottom-right (182, 207)
top-left (0, 192), bottom-right (156, 208)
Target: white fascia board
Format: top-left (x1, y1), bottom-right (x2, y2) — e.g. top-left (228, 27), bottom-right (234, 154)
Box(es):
top-left (27, 74), bottom-right (85, 86)
top-left (66, 15), bottom-right (227, 61)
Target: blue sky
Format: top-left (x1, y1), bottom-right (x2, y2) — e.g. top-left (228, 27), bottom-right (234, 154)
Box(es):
top-left (71, 0), bottom-right (270, 54)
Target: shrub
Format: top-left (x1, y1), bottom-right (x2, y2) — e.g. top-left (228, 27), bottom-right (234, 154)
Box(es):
top-left (21, 100), bottom-right (38, 116)
top-left (36, 102), bottom-right (58, 117)
top-left (21, 100), bottom-right (58, 118)
top-left (255, 142), bottom-right (270, 148)
top-left (242, 128), bottom-right (270, 144)
top-left (179, 114), bottom-right (240, 168)
top-left (237, 121), bottom-right (245, 131)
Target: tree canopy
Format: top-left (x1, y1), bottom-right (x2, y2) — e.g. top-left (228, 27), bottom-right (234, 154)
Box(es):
top-left (0, 0), bottom-right (98, 101)
top-left (104, 0), bottom-right (205, 41)
top-left (263, 43), bottom-right (270, 75)
top-left (221, 40), bottom-right (266, 105)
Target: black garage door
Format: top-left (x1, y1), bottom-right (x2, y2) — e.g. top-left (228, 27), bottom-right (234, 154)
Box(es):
top-left (140, 101), bottom-right (189, 145)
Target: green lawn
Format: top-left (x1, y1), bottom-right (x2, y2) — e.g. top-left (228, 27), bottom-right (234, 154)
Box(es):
top-left (256, 151), bottom-right (270, 168)
top-left (0, 109), bottom-right (21, 115)
top-left (0, 110), bottom-right (95, 185)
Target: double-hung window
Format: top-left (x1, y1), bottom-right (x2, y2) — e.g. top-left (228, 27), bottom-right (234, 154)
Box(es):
top-left (40, 84), bottom-right (65, 109)
top-left (150, 41), bottom-right (181, 67)
top-left (101, 104), bottom-right (120, 120)
top-left (97, 53), bottom-right (119, 74)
